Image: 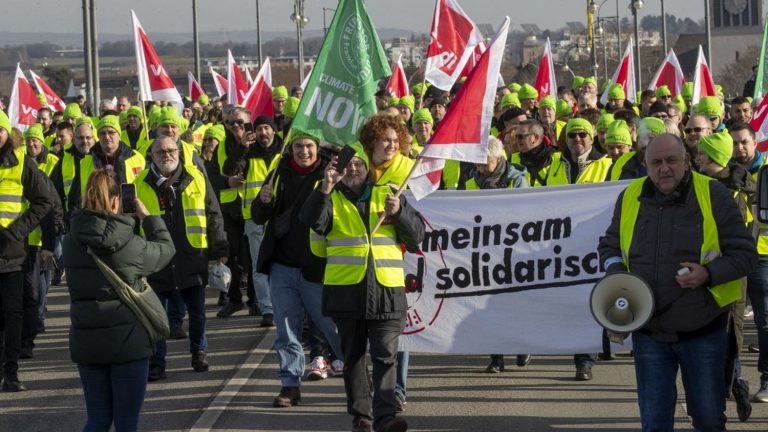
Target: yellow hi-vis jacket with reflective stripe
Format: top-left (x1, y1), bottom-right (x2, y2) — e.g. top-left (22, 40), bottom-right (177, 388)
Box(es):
top-left (509, 151), bottom-right (568, 187)
top-left (28, 152), bottom-right (59, 247)
top-left (135, 167), bottom-right (208, 249)
top-left (242, 154), bottom-right (281, 220)
top-left (619, 172), bottom-right (742, 307)
top-left (375, 153), bottom-right (414, 187)
top-left (79, 150), bottom-right (145, 198)
top-left (323, 185), bottom-right (404, 287)
top-left (216, 140), bottom-right (241, 205)
top-left (0, 147), bottom-right (26, 229)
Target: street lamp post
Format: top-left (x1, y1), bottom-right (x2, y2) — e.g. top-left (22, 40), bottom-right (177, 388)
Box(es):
top-left (589, 1), bottom-right (599, 78)
top-left (192, 0), bottom-right (201, 81)
top-left (660, 0), bottom-right (667, 54)
top-left (291, 0), bottom-right (309, 83)
top-left (256, 0), bottom-right (263, 66)
top-left (630, 0), bottom-right (643, 89)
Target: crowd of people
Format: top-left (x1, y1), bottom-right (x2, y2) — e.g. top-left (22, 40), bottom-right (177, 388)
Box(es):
top-left (0, 69), bottom-right (767, 432)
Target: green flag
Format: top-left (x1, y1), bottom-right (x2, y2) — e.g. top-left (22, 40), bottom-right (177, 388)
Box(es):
top-left (290, 0), bottom-right (391, 147)
top-left (754, 14), bottom-right (768, 99)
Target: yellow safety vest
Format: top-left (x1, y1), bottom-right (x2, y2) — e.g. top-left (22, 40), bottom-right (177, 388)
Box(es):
top-left (120, 129), bottom-right (152, 156)
top-left (323, 185), bottom-right (404, 287)
top-left (575, 156), bottom-right (612, 184)
top-left (241, 153), bottom-right (281, 220)
top-left (135, 166), bottom-right (208, 249)
top-left (509, 151), bottom-right (568, 187)
top-left (216, 140), bottom-right (242, 204)
top-left (28, 152), bottom-right (59, 247)
top-left (0, 147), bottom-right (26, 229)
top-left (608, 151), bottom-right (635, 181)
top-left (79, 150), bottom-right (146, 197)
top-left (442, 159), bottom-right (461, 190)
top-left (619, 173), bottom-right (742, 307)
top-left (190, 123), bottom-right (210, 154)
top-left (464, 174), bottom-right (517, 190)
top-left (376, 153), bottom-right (414, 187)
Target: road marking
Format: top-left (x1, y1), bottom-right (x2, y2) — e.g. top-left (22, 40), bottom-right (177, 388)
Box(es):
top-left (190, 331), bottom-right (276, 431)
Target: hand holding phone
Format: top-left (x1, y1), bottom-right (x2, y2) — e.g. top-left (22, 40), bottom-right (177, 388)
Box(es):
top-left (121, 183), bottom-right (137, 214)
top-left (334, 145), bottom-right (358, 173)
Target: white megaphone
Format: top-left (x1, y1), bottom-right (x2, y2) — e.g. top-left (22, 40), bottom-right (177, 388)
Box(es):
top-left (590, 271), bottom-right (655, 343)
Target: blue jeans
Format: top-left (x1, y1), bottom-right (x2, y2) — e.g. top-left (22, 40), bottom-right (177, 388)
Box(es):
top-left (245, 220), bottom-right (272, 315)
top-left (632, 329), bottom-right (727, 432)
top-left (166, 290), bottom-right (187, 330)
top-left (747, 261), bottom-right (768, 381)
top-left (270, 262), bottom-right (342, 387)
top-left (77, 358), bottom-right (149, 432)
top-left (151, 286), bottom-right (208, 369)
top-left (396, 351), bottom-right (409, 401)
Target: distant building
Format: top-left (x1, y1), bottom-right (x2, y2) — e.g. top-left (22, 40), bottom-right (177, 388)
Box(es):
top-left (384, 38), bottom-right (426, 68)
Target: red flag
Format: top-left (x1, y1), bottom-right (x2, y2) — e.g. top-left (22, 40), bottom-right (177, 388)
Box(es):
top-left (244, 67), bottom-right (254, 88)
top-left (692, 45), bottom-right (716, 105)
top-left (409, 157), bottom-right (446, 200)
top-left (424, 0), bottom-right (485, 91)
top-left (420, 17), bottom-right (510, 164)
top-left (600, 38), bottom-right (636, 106)
top-left (131, 10), bottom-right (183, 110)
top-left (227, 50), bottom-right (249, 105)
top-left (533, 38), bottom-right (558, 102)
top-left (187, 72), bottom-right (206, 101)
top-left (386, 54), bottom-right (410, 98)
top-left (750, 94), bottom-right (768, 151)
top-left (243, 58), bottom-right (274, 119)
top-left (29, 70), bottom-right (66, 112)
top-left (8, 64), bottom-right (42, 130)
top-left (210, 67), bottom-right (228, 97)
top-left (647, 48), bottom-right (685, 97)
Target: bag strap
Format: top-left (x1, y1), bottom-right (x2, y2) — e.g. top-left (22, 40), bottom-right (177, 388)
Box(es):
top-left (87, 247), bottom-right (134, 291)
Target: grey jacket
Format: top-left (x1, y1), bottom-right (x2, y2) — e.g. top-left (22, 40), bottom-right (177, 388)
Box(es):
top-left (598, 172), bottom-right (757, 341)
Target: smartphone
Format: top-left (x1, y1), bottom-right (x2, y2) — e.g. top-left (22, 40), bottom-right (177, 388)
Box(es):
top-left (243, 122), bottom-right (254, 134)
top-left (121, 183), bottom-right (137, 213)
top-left (335, 145), bottom-right (358, 172)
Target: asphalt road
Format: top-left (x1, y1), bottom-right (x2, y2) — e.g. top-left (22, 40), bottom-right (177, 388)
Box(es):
top-left (1, 283), bottom-right (767, 432)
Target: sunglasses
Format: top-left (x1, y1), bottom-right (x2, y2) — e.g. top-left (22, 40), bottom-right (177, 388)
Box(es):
top-left (227, 119), bottom-right (247, 126)
top-left (684, 126), bottom-right (709, 134)
top-left (567, 131), bottom-right (589, 139)
top-left (515, 133), bottom-right (534, 141)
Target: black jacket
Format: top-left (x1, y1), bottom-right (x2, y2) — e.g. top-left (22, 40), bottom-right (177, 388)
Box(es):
top-left (252, 154), bottom-right (327, 282)
top-left (51, 144), bottom-right (88, 226)
top-left (598, 172), bottom-right (758, 342)
top-left (143, 164), bottom-right (229, 291)
top-left (300, 182), bottom-right (425, 320)
top-left (0, 143), bottom-right (55, 273)
top-left (63, 212), bottom-right (175, 364)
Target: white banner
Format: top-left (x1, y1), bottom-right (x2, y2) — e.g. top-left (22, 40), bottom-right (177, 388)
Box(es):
top-left (400, 182), bottom-right (630, 354)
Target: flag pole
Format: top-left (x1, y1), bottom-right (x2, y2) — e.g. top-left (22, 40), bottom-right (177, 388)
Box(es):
top-left (266, 139), bottom-right (289, 187)
top-left (370, 155), bottom-right (424, 235)
top-left (139, 97), bottom-right (150, 142)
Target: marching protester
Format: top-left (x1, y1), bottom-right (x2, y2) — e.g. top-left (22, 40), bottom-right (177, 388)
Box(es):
top-left (599, 133), bottom-right (757, 431)
top-left (63, 169), bottom-right (175, 431)
top-left (252, 131), bottom-right (344, 407)
top-left (51, 117), bottom-right (97, 224)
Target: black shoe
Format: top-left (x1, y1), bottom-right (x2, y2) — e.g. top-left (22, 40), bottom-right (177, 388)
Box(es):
top-left (37, 321), bottom-right (46, 334)
top-left (217, 301), bottom-right (244, 318)
top-left (169, 327), bottom-right (187, 340)
top-left (191, 350), bottom-right (209, 372)
top-left (248, 304), bottom-right (261, 316)
top-left (272, 386), bottom-right (301, 407)
top-left (516, 354), bottom-right (532, 367)
top-left (2, 373), bottom-right (27, 392)
top-left (379, 417), bottom-right (408, 432)
top-left (260, 313), bottom-right (274, 328)
top-left (217, 292), bottom-right (227, 306)
top-left (19, 343), bottom-right (34, 359)
top-left (485, 356), bottom-right (504, 373)
top-left (748, 343), bottom-right (760, 353)
top-left (732, 377), bottom-right (752, 422)
top-left (352, 419), bottom-right (373, 432)
top-left (575, 365), bottom-right (593, 381)
top-left (598, 352), bottom-right (616, 360)
top-left (147, 365), bottom-right (167, 382)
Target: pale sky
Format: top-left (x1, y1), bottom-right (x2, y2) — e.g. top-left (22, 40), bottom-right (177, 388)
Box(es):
top-left (7, 0), bottom-right (705, 37)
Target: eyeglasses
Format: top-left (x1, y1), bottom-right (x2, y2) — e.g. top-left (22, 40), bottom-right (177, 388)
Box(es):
top-left (227, 119), bottom-right (247, 126)
top-left (515, 133), bottom-right (534, 141)
top-left (567, 131), bottom-right (589, 139)
top-left (684, 126), bottom-right (710, 134)
top-left (653, 114), bottom-right (669, 119)
top-left (153, 148), bottom-right (178, 156)
top-left (660, 95), bottom-right (672, 99)
top-left (709, 116), bottom-right (720, 122)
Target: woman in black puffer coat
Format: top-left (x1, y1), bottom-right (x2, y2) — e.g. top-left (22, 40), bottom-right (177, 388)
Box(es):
top-left (63, 169), bottom-right (175, 432)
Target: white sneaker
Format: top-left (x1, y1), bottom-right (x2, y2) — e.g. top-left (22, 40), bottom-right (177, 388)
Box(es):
top-left (330, 359), bottom-right (344, 377)
top-left (306, 356), bottom-right (328, 381)
top-left (744, 305), bottom-right (754, 319)
top-left (755, 380), bottom-right (768, 403)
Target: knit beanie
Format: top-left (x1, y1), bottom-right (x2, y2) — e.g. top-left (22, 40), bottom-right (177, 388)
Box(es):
top-left (0, 110), bottom-right (11, 134)
top-left (596, 113), bottom-right (615, 132)
top-left (571, 76), bottom-right (584, 91)
top-left (24, 123), bottom-right (45, 143)
top-left (655, 85), bottom-right (671, 97)
top-left (500, 93), bottom-right (521, 111)
top-left (556, 100), bottom-right (573, 119)
top-left (698, 132), bottom-right (733, 167)
top-left (96, 115), bottom-right (121, 135)
top-left (272, 85), bottom-right (288, 100)
top-left (398, 95), bottom-right (416, 112)
top-left (641, 117), bottom-right (666, 136)
top-left (566, 118), bottom-right (594, 136)
top-left (204, 124), bottom-right (226, 143)
top-left (604, 120), bottom-right (631, 146)
top-left (283, 96), bottom-right (300, 119)
top-left (64, 103), bottom-right (82, 120)
top-left (518, 84), bottom-right (539, 100)
top-left (608, 84), bottom-right (625, 100)
top-left (693, 96), bottom-right (723, 117)
top-left (411, 108), bottom-right (434, 126)
top-left (539, 95), bottom-right (556, 109)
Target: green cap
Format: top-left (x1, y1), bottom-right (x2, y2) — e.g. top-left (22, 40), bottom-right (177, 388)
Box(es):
top-left (655, 85), bottom-right (671, 97)
top-left (715, 84), bottom-right (724, 99)
top-left (508, 82), bottom-right (521, 93)
top-left (24, 123), bottom-right (44, 143)
top-left (127, 105), bottom-right (143, 119)
top-left (148, 105), bottom-right (163, 129)
top-left (158, 106), bottom-right (182, 127)
top-left (608, 83), bottom-right (625, 100)
top-left (572, 76), bottom-right (584, 91)
top-left (387, 97), bottom-right (399, 107)
top-left (539, 95), bottom-right (556, 109)
top-left (566, 118), bottom-right (594, 136)
top-left (596, 113), bottom-right (615, 131)
top-left (693, 96), bottom-right (723, 117)
top-left (397, 95), bottom-right (415, 112)
top-left (673, 95), bottom-right (686, 112)
top-left (604, 120), bottom-right (631, 146)
top-left (74, 116), bottom-right (94, 131)
top-left (179, 117), bottom-right (189, 133)
top-left (698, 132), bottom-right (733, 167)
top-left (289, 131), bottom-right (320, 145)
top-left (119, 110), bottom-right (128, 126)
top-left (500, 93), bottom-right (521, 111)
top-left (583, 76), bottom-right (597, 88)
top-left (204, 124), bottom-right (226, 143)
top-left (198, 94), bottom-right (209, 105)
top-left (349, 141), bottom-right (369, 169)
top-left (64, 103), bottom-right (82, 120)
top-left (556, 99), bottom-right (573, 118)
top-left (272, 85), bottom-right (288, 100)
top-left (96, 115), bottom-right (121, 136)
top-left (0, 110), bottom-right (11, 133)
top-left (411, 108), bottom-right (434, 126)
top-left (641, 117), bottom-right (666, 136)
top-left (283, 96), bottom-right (300, 119)
top-left (412, 82), bottom-right (429, 97)
top-left (518, 84), bottom-right (538, 100)
top-left (681, 82), bottom-right (694, 100)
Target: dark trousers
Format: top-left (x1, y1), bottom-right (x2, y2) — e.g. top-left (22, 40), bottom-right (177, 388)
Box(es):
top-left (222, 212), bottom-right (252, 304)
top-left (78, 358), bottom-right (149, 432)
top-left (151, 285), bottom-right (208, 369)
top-left (22, 249), bottom-right (41, 348)
top-left (336, 317), bottom-right (404, 429)
top-left (0, 271), bottom-right (24, 375)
